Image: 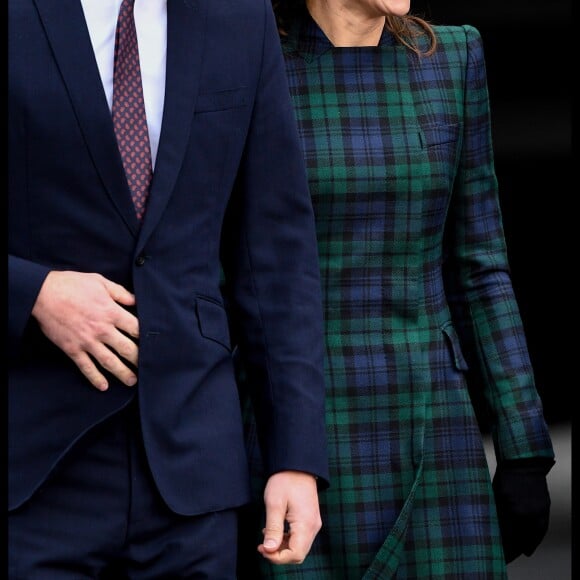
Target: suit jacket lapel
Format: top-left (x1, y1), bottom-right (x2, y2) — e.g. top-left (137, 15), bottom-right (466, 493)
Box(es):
top-left (33, 0), bottom-right (140, 236)
top-left (136, 0), bottom-right (208, 252)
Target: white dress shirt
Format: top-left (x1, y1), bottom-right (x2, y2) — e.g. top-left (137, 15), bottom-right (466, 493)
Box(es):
top-left (80, 0), bottom-right (167, 169)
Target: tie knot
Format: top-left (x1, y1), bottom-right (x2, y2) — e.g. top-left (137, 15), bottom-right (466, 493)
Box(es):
top-left (117, 0), bottom-right (136, 26)
top-left (117, 0), bottom-right (135, 29)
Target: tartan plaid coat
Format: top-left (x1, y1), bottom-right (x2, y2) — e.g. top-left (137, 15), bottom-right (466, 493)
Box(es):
top-left (239, 9), bottom-right (555, 579)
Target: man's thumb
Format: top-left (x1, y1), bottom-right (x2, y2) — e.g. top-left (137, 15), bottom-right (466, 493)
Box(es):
top-left (262, 520), bottom-right (285, 552)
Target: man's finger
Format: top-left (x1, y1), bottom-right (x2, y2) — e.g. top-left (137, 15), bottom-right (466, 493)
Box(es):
top-left (261, 521), bottom-right (285, 552)
top-left (283, 523), bottom-right (313, 563)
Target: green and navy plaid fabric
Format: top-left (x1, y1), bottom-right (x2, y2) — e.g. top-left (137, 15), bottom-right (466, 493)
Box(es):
top-left (240, 9), bottom-right (554, 579)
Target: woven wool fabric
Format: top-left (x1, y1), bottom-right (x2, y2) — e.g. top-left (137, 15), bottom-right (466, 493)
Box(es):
top-left (240, 9), bottom-right (554, 580)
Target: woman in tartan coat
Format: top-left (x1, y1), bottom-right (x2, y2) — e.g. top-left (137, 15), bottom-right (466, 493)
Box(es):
top-left (237, 1), bottom-right (555, 577)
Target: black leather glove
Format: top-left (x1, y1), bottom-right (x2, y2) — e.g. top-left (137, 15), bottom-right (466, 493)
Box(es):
top-left (492, 456), bottom-right (555, 563)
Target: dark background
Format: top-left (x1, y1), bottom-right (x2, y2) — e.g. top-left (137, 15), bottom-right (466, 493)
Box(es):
top-left (413, 0), bottom-right (572, 425)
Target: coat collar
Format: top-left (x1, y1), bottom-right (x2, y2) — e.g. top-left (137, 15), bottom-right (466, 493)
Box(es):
top-left (283, 3), bottom-right (397, 63)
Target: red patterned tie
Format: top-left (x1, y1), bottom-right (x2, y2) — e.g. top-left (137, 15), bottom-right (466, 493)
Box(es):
top-left (112, 0), bottom-right (152, 221)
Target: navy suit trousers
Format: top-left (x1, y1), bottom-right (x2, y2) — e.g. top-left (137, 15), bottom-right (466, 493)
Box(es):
top-left (8, 400), bottom-right (239, 579)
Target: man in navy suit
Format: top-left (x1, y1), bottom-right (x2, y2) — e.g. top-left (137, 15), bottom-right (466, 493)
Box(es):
top-left (8, 0), bottom-right (329, 577)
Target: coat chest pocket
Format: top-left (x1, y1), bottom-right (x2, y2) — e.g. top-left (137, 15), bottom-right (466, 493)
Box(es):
top-left (419, 122), bottom-right (461, 169)
top-left (418, 122), bottom-right (461, 187)
top-left (420, 122), bottom-right (460, 148)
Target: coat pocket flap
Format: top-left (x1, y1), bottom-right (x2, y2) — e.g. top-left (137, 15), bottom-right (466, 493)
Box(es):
top-left (441, 322), bottom-right (469, 371)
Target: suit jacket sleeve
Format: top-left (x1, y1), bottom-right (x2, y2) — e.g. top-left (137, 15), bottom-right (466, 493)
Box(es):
top-left (8, 255), bottom-right (51, 359)
top-left (220, 0), bottom-right (329, 486)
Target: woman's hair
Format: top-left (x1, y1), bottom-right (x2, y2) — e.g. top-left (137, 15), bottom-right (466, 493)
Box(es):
top-left (272, 0), bottom-right (437, 56)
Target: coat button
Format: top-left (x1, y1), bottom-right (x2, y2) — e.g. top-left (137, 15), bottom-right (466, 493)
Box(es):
top-left (135, 255), bottom-right (146, 266)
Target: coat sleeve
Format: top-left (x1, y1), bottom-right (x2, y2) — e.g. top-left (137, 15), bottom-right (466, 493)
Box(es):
top-left (443, 25), bottom-right (554, 463)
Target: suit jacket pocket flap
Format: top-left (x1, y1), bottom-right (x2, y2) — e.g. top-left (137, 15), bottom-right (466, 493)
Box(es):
top-left (196, 296), bottom-right (232, 351)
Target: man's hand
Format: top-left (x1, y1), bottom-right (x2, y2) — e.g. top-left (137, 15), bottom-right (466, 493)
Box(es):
top-left (258, 470), bottom-right (321, 565)
top-left (32, 270), bottom-right (139, 391)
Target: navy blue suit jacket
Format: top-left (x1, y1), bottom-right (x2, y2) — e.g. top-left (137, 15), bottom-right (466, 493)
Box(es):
top-left (8, 0), bottom-right (328, 514)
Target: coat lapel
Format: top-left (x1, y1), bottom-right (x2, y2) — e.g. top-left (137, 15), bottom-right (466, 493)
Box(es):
top-left (33, 0), bottom-right (140, 236)
top-left (136, 0), bottom-right (208, 252)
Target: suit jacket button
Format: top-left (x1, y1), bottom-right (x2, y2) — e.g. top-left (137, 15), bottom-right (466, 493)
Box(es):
top-left (135, 255), bottom-right (146, 266)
